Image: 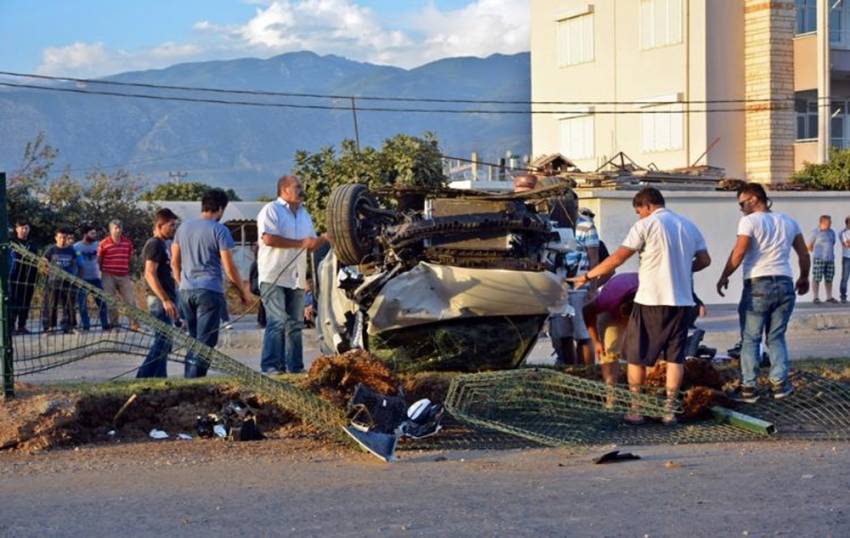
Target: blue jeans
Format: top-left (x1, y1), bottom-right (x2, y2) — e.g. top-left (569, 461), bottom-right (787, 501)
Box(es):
top-left (136, 296), bottom-right (172, 378)
top-left (260, 283), bottom-right (305, 373)
top-left (840, 257), bottom-right (850, 301)
top-left (179, 288), bottom-right (226, 378)
top-left (77, 278), bottom-right (109, 330)
top-left (740, 276), bottom-right (796, 387)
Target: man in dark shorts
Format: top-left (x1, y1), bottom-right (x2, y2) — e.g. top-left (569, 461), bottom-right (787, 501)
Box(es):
top-left (136, 208), bottom-right (179, 378)
top-left (571, 187), bottom-right (711, 425)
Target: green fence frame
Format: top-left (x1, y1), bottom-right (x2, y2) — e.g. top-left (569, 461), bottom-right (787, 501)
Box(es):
top-left (1, 171), bottom-right (13, 398)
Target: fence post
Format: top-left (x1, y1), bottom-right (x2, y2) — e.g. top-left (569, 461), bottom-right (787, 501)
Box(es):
top-left (0, 172), bottom-right (13, 398)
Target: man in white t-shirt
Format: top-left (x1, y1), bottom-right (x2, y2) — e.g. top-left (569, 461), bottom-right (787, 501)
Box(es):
top-left (571, 187), bottom-right (711, 426)
top-left (840, 216), bottom-right (850, 304)
top-left (716, 183), bottom-right (810, 403)
top-left (256, 175), bottom-right (327, 374)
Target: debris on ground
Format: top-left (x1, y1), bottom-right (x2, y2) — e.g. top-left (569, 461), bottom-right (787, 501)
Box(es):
top-left (149, 429), bottom-right (169, 440)
top-left (400, 372), bottom-right (454, 405)
top-left (1, 383), bottom-right (298, 452)
top-left (682, 387), bottom-right (730, 420)
top-left (646, 358), bottom-right (732, 391)
top-left (593, 450), bottom-right (641, 464)
top-left (305, 349), bottom-right (400, 407)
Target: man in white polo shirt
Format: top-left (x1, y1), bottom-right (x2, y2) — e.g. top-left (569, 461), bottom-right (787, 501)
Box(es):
top-left (716, 183), bottom-right (810, 402)
top-left (571, 187), bottom-right (711, 426)
top-left (256, 175), bottom-right (327, 374)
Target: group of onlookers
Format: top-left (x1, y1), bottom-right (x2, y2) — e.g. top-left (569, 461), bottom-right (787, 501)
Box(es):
top-left (9, 217), bottom-right (141, 336)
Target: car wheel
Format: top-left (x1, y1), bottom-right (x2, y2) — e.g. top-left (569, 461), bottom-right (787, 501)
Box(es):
top-left (326, 183), bottom-right (377, 267)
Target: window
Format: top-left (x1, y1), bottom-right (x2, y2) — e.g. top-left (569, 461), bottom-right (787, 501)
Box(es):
top-left (831, 0), bottom-right (850, 48)
top-left (557, 12), bottom-right (594, 66)
top-left (795, 99), bottom-right (818, 140)
top-left (641, 101), bottom-right (684, 153)
top-left (559, 115), bottom-right (595, 160)
top-left (796, 0), bottom-right (817, 35)
top-left (640, 0), bottom-right (682, 49)
top-left (831, 102), bottom-right (845, 148)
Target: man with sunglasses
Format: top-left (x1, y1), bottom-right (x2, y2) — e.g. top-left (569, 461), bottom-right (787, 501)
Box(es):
top-left (716, 183), bottom-right (810, 403)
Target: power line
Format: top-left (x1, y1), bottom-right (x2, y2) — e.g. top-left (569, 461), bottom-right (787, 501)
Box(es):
top-left (0, 70), bottom-right (787, 106)
top-left (0, 81), bottom-right (789, 115)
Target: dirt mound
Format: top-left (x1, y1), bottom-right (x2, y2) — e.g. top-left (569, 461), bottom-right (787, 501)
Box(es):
top-left (1, 384), bottom-right (299, 452)
top-left (0, 391), bottom-right (80, 452)
top-left (305, 349), bottom-right (400, 407)
top-left (681, 387), bottom-right (732, 420)
top-left (401, 372), bottom-right (454, 404)
top-left (647, 358), bottom-right (728, 390)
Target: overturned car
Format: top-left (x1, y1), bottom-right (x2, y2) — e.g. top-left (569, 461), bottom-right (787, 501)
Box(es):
top-left (315, 181), bottom-right (582, 373)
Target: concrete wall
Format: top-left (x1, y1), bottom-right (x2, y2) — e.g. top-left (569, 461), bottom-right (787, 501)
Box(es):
top-left (577, 189), bottom-right (850, 305)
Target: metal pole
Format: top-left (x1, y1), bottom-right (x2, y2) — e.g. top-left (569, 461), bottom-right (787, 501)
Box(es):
top-left (351, 97), bottom-right (361, 151)
top-left (0, 172), bottom-right (14, 398)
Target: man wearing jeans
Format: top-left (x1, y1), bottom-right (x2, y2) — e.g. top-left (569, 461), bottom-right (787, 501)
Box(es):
top-left (840, 216), bottom-right (850, 303)
top-left (256, 175), bottom-right (326, 374)
top-left (136, 208), bottom-right (179, 378)
top-left (716, 183), bottom-right (810, 402)
top-left (172, 189), bottom-right (250, 378)
top-left (98, 220), bottom-right (139, 331)
top-left (74, 224), bottom-right (109, 331)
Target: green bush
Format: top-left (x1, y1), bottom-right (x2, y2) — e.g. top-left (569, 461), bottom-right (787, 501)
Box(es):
top-left (791, 147), bottom-right (850, 190)
top-left (293, 133), bottom-right (447, 232)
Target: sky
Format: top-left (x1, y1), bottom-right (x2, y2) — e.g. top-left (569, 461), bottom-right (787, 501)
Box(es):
top-left (0, 0), bottom-right (530, 77)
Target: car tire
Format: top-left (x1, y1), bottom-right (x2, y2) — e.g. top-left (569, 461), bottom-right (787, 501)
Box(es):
top-left (326, 183), bottom-right (377, 266)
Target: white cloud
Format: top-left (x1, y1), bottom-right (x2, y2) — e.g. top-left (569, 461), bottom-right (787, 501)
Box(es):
top-left (35, 0), bottom-right (529, 77)
top-left (37, 41), bottom-right (203, 77)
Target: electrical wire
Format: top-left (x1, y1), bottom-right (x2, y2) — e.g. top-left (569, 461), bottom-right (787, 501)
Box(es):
top-left (0, 81), bottom-right (793, 114)
top-left (0, 70), bottom-right (792, 106)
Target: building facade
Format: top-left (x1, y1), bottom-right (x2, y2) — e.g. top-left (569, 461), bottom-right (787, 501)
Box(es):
top-left (531, 0), bottom-right (839, 183)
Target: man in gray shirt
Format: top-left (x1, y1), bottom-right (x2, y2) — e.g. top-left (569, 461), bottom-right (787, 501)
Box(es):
top-left (172, 189), bottom-right (250, 378)
top-left (73, 223), bottom-right (109, 331)
top-left (808, 215), bottom-right (838, 304)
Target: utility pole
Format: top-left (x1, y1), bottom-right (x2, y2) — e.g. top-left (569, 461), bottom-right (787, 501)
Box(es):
top-left (350, 97), bottom-right (361, 151)
top-left (169, 171), bottom-right (187, 185)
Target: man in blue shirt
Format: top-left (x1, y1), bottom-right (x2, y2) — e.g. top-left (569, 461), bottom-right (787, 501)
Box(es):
top-left (808, 215), bottom-right (838, 304)
top-left (74, 224), bottom-right (109, 331)
top-left (172, 189), bottom-right (250, 378)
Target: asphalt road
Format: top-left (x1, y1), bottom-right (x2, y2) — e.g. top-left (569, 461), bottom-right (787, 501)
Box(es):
top-left (0, 440), bottom-right (848, 537)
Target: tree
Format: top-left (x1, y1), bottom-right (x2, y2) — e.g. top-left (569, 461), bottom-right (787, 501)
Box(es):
top-left (294, 133), bottom-right (447, 231)
top-left (7, 133), bottom-right (154, 254)
top-left (141, 181), bottom-right (242, 202)
top-left (791, 148), bottom-right (850, 190)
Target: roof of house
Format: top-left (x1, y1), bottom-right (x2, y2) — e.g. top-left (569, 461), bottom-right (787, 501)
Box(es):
top-left (141, 201), bottom-right (267, 224)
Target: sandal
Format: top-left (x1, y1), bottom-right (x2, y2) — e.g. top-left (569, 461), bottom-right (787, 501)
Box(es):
top-left (624, 413), bottom-right (646, 425)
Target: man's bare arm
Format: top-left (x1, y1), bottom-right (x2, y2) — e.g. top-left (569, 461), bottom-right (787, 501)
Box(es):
top-left (262, 232), bottom-right (327, 252)
top-left (715, 236), bottom-right (749, 296)
top-left (568, 247), bottom-right (635, 288)
top-left (692, 249), bottom-right (712, 273)
top-left (792, 234), bottom-right (811, 295)
top-left (220, 248), bottom-right (251, 307)
top-left (144, 260), bottom-right (178, 319)
top-left (171, 242), bottom-right (182, 286)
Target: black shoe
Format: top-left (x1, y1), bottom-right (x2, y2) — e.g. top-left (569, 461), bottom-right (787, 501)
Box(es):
top-left (16, 327), bottom-right (30, 335)
top-left (734, 386), bottom-right (760, 404)
top-left (771, 381), bottom-right (794, 400)
top-left (727, 342), bottom-right (742, 360)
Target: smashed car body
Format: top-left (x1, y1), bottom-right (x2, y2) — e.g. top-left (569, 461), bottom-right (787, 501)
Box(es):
top-left (315, 182), bottom-right (582, 372)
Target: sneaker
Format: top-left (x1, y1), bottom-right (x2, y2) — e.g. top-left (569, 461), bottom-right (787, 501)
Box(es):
top-left (64, 328), bottom-right (77, 335)
top-left (813, 298), bottom-right (822, 304)
top-left (261, 368), bottom-right (283, 375)
top-left (842, 297), bottom-right (848, 304)
top-left (16, 328), bottom-right (30, 335)
top-left (727, 342), bottom-right (742, 360)
top-left (771, 381), bottom-right (794, 400)
top-left (734, 386), bottom-right (760, 404)
top-left (826, 298), bottom-right (839, 304)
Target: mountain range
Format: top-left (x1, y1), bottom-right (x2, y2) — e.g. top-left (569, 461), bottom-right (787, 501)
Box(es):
top-left (0, 51), bottom-right (531, 199)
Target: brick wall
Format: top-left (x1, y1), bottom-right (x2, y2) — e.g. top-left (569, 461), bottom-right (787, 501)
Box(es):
top-left (744, 1), bottom-right (796, 183)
